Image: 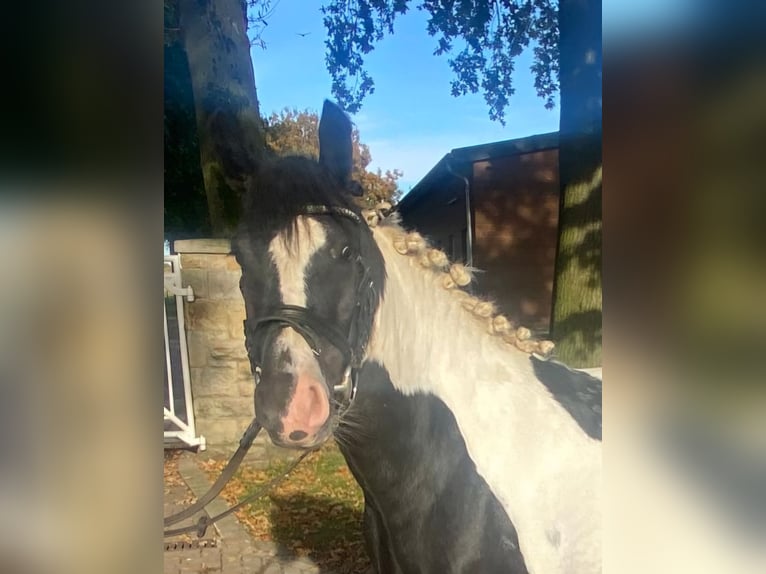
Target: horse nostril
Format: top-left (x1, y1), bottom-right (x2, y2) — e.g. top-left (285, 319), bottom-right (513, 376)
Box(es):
top-left (289, 430), bottom-right (308, 441)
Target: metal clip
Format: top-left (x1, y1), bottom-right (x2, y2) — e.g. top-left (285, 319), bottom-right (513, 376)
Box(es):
top-left (333, 366), bottom-right (352, 403)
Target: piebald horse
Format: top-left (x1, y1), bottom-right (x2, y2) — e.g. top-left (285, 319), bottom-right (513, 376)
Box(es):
top-left (233, 101), bottom-right (602, 574)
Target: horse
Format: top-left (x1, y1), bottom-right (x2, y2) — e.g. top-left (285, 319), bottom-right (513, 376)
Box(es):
top-left (232, 100), bottom-right (602, 574)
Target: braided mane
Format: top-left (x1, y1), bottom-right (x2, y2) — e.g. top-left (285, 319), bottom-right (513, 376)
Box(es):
top-left (361, 203), bottom-right (555, 357)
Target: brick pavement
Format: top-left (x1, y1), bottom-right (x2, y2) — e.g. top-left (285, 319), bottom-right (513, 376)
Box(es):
top-left (163, 451), bottom-right (332, 574)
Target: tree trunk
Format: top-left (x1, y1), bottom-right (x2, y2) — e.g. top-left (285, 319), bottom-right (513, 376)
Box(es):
top-left (550, 0), bottom-right (602, 367)
top-left (178, 0), bottom-right (265, 236)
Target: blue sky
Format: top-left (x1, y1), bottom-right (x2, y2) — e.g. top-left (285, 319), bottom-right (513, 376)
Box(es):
top-left (604, 0), bottom-right (697, 41)
top-left (249, 2), bottom-right (560, 193)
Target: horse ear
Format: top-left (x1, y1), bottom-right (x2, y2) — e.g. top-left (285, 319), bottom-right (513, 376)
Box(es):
top-left (319, 100), bottom-right (358, 194)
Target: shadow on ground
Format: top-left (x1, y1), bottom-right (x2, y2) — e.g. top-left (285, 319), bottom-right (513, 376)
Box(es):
top-left (268, 493), bottom-right (370, 574)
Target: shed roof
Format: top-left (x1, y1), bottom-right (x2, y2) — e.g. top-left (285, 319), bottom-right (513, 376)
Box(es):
top-left (398, 131), bottom-right (559, 213)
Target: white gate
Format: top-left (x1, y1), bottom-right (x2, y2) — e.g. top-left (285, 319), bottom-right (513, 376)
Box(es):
top-left (164, 254), bottom-right (205, 449)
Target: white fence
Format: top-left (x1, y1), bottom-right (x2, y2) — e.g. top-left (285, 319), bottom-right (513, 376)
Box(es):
top-left (164, 254), bottom-right (205, 449)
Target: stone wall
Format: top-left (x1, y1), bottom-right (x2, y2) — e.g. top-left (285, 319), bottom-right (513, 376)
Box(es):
top-left (173, 239), bottom-right (284, 464)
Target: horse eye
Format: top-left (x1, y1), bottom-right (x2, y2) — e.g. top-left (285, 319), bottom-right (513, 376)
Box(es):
top-left (341, 246), bottom-right (352, 259)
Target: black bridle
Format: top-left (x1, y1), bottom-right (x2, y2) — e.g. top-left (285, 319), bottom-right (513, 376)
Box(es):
top-left (245, 204), bottom-right (377, 410)
top-left (164, 204), bottom-right (377, 538)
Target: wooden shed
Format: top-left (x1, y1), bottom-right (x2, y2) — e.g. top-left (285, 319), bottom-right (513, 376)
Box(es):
top-left (397, 132), bottom-right (560, 333)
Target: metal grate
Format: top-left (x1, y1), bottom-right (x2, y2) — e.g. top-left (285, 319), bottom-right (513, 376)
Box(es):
top-left (164, 538), bottom-right (219, 552)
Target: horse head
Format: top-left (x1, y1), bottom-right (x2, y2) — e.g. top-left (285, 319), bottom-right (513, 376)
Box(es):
top-left (233, 101), bottom-right (385, 450)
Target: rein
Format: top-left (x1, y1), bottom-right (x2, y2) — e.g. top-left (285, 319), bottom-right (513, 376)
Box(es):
top-left (163, 204), bottom-right (375, 538)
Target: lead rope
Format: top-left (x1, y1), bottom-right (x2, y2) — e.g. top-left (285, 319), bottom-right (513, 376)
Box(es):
top-left (164, 445), bottom-right (314, 538)
top-left (164, 419), bottom-right (262, 531)
top-left (164, 416), bottom-right (315, 538)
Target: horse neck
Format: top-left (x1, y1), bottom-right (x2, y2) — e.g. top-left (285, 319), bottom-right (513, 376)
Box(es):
top-left (362, 224), bottom-right (601, 574)
top-left (367, 224), bottom-right (535, 404)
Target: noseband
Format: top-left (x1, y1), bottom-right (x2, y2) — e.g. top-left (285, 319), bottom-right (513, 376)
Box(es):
top-left (245, 205), bottom-right (377, 410)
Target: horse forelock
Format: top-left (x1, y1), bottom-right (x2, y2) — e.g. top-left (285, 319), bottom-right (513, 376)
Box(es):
top-left (239, 155), bottom-right (364, 243)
